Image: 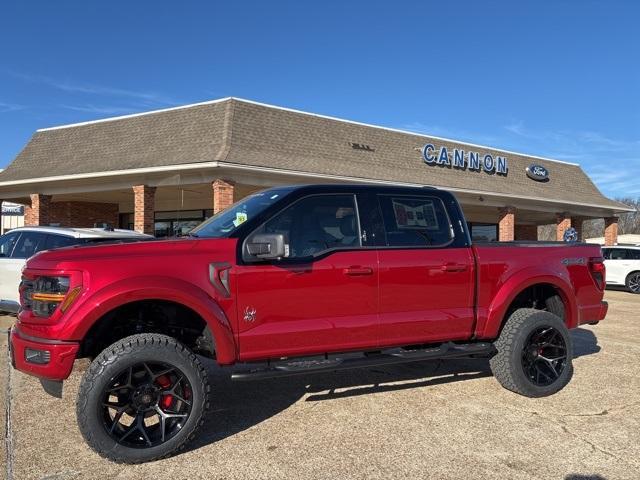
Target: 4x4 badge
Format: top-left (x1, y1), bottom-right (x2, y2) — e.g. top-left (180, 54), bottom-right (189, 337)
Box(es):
top-left (243, 306), bottom-right (257, 322)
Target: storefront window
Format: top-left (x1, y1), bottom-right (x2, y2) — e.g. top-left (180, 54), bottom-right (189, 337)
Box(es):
top-left (468, 223), bottom-right (498, 242)
top-left (119, 210), bottom-right (216, 237)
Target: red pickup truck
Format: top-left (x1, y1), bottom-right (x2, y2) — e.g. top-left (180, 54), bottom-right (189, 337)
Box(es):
top-left (10, 184), bottom-right (607, 463)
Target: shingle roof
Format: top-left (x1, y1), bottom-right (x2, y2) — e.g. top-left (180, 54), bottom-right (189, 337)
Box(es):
top-left (0, 97), bottom-right (629, 212)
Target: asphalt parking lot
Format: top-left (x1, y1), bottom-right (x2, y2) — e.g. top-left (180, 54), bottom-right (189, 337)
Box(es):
top-left (2, 289), bottom-right (639, 480)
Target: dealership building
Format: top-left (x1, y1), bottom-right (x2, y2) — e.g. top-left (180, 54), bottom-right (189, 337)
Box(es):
top-left (0, 97), bottom-right (632, 244)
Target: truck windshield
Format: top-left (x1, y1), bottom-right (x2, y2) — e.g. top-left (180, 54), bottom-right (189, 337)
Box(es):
top-left (189, 187), bottom-right (293, 238)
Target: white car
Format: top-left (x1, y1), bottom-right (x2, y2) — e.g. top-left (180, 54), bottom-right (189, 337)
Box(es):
top-left (0, 226), bottom-right (152, 313)
top-left (602, 245), bottom-right (640, 294)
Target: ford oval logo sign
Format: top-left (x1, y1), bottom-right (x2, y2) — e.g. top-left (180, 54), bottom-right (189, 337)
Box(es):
top-left (526, 164), bottom-right (549, 182)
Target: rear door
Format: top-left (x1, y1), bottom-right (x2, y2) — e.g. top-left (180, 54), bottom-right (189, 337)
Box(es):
top-left (375, 193), bottom-right (475, 346)
top-left (604, 248), bottom-right (629, 284)
top-left (235, 193), bottom-right (379, 361)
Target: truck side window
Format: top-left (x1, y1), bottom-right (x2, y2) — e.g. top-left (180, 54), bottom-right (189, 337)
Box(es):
top-left (255, 194), bottom-right (360, 259)
top-left (378, 195), bottom-right (453, 247)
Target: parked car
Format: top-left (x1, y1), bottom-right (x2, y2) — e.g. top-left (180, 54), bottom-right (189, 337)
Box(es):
top-left (9, 184), bottom-right (608, 463)
top-left (602, 245), bottom-right (640, 293)
top-left (0, 226), bottom-right (152, 313)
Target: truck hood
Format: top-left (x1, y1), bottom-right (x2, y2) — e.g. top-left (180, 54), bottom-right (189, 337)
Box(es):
top-left (26, 237), bottom-right (238, 271)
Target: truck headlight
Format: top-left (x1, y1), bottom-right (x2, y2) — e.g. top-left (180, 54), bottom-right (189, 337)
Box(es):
top-left (29, 276), bottom-right (79, 317)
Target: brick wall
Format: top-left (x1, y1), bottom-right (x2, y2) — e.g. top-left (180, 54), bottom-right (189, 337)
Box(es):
top-left (25, 194), bottom-right (52, 226)
top-left (556, 213), bottom-right (571, 241)
top-left (498, 206), bottom-right (516, 241)
top-left (25, 198), bottom-right (118, 227)
top-left (515, 224), bottom-right (538, 241)
top-left (212, 179), bottom-right (235, 214)
top-left (133, 185), bottom-right (156, 234)
top-left (604, 217), bottom-right (618, 246)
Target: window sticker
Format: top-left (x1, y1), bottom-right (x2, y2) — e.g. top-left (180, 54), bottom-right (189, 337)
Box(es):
top-left (232, 211), bottom-right (248, 227)
top-left (392, 198), bottom-right (439, 230)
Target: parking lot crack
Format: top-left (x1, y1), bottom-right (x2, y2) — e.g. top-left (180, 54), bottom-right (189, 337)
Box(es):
top-left (559, 424), bottom-right (639, 473)
top-left (3, 328), bottom-right (15, 480)
top-left (501, 404), bottom-right (639, 473)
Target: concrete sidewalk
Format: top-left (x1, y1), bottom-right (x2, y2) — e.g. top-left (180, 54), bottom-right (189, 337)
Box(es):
top-left (2, 290), bottom-right (639, 480)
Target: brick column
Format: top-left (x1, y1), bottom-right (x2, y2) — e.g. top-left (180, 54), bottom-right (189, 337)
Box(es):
top-left (25, 194), bottom-right (52, 226)
top-left (604, 217), bottom-right (618, 246)
top-left (572, 217), bottom-right (584, 242)
top-left (132, 185), bottom-right (156, 235)
top-left (498, 206), bottom-right (516, 241)
top-left (556, 212), bottom-right (571, 241)
top-left (212, 179), bottom-right (235, 214)
top-left (515, 225), bottom-right (538, 241)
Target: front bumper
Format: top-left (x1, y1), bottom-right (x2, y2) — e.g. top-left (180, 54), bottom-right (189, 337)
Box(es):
top-left (9, 326), bottom-right (79, 381)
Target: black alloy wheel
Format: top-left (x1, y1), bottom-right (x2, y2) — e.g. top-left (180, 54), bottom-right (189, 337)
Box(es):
top-left (521, 326), bottom-right (568, 387)
top-left (77, 334), bottom-right (210, 463)
top-left (490, 308), bottom-right (574, 397)
top-left (101, 362), bottom-right (193, 448)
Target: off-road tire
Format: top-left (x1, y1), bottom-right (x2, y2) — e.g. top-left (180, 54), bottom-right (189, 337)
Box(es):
top-left (490, 308), bottom-right (573, 397)
top-left (76, 333), bottom-right (211, 463)
top-left (625, 271), bottom-right (640, 294)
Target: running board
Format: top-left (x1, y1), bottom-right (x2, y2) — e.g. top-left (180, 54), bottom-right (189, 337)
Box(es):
top-left (231, 342), bottom-right (495, 381)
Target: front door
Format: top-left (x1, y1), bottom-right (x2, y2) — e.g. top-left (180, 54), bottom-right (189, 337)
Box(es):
top-left (235, 193), bottom-right (379, 361)
top-left (375, 194), bottom-right (476, 346)
top-left (0, 231), bottom-right (22, 303)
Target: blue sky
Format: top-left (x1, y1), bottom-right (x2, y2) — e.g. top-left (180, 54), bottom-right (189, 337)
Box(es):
top-left (1, 1), bottom-right (638, 197)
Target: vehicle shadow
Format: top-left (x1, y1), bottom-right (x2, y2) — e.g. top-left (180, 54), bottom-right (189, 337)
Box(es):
top-left (571, 327), bottom-right (601, 358)
top-left (186, 357), bottom-right (492, 452)
top-left (185, 327), bottom-right (601, 454)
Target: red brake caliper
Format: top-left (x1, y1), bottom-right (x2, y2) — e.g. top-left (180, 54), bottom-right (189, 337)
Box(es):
top-left (156, 374), bottom-right (173, 409)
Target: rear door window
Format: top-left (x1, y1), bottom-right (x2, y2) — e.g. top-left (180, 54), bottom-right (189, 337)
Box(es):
top-left (626, 249), bottom-right (640, 260)
top-left (607, 249), bottom-right (628, 260)
top-left (11, 232), bottom-right (48, 259)
top-left (377, 195), bottom-right (453, 247)
top-left (44, 234), bottom-right (78, 250)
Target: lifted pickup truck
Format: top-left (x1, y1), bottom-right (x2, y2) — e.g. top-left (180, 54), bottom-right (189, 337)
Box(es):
top-left (10, 184), bottom-right (607, 463)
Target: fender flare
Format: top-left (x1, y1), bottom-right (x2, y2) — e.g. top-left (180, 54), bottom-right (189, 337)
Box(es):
top-left (68, 275), bottom-right (237, 364)
top-left (478, 270), bottom-right (578, 339)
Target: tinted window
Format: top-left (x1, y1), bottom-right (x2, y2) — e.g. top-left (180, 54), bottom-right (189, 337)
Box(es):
top-left (45, 234), bottom-right (78, 250)
top-left (607, 248), bottom-right (628, 260)
top-left (0, 232), bottom-right (20, 257)
top-left (12, 232), bottom-right (47, 259)
top-left (251, 194), bottom-right (360, 259)
top-left (378, 195), bottom-right (453, 247)
top-left (626, 249), bottom-right (640, 260)
top-left (469, 223), bottom-right (498, 242)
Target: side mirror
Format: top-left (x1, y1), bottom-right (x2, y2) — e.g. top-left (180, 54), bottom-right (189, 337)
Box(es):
top-left (246, 233), bottom-right (286, 260)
